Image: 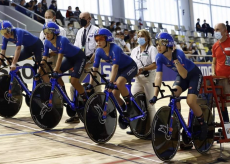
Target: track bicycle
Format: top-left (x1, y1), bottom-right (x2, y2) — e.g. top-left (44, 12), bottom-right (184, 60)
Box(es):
top-left (84, 69), bottom-right (151, 143)
top-left (151, 82), bottom-right (215, 161)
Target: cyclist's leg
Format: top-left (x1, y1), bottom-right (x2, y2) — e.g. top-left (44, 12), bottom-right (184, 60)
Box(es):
top-left (172, 75), bottom-right (187, 112)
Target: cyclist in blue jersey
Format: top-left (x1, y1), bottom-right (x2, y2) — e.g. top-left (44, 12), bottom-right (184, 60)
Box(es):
top-left (0, 20), bottom-right (43, 70)
top-left (87, 28), bottom-right (138, 116)
top-left (149, 32), bottom-right (207, 140)
top-left (39, 22), bottom-right (88, 103)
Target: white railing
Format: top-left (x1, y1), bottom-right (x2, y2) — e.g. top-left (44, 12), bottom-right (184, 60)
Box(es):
top-left (0, 10), bottom-right (27, 30)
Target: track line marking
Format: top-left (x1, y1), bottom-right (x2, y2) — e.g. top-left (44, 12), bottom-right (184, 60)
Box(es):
top-left (0, 119), bottom-right (161, 163)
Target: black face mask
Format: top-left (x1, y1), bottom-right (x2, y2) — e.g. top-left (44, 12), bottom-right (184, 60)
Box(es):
top-left (80, 19), bottom-right (87, 27)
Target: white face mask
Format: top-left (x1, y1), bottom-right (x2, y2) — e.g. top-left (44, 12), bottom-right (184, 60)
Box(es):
top-left (214, 31), bottom-right (223, 40)
top-left (117, 30), bottom-right (121, 33)
top-left (193, 43), bottom-right (196, 47)
top-left (45, 18), bottom-right (53, 23)
top-left (69, 27), bottom-right (73, 30)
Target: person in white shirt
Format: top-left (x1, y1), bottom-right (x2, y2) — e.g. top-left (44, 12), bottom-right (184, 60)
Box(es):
top-left (39, 9), bottom-right (66, 73)
top-left (66, 12), bottom-right (101, 123)
top-left (128, 29), bottom-right (157, 136)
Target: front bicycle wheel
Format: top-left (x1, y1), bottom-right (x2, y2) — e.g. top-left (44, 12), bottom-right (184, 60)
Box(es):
top-left (30, 83), bottom-right (63, 130)
top-left (192, 104), bottom-right (214, 154)
top-left (84, 92), bottom-right (117, 144)
top-left (0, 75), bottom-right (22, 118)
top-left (130, 92), bottom-right (150, 139)
top-left (152, 106), bottom-right (180, 161)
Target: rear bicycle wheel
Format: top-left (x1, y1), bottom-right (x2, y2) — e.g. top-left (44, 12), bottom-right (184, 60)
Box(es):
top-left (30, 83), bottom-right (63, 130)
top-left (130, 92), bottom-right (150, 139)
top-left (151, 106), bottom-right (180, 161)
top-left (0, 75), bottom-right (22, 118)
top-left (84, 92), bottom-right (117, 143)
top-left (192, 105), bottom-right (214, 154)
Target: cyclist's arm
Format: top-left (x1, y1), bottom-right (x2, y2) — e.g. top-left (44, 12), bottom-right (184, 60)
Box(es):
top-left (212, 57), bottom-right (216, 76)
top-left (12, 46), bottom-right (21, 66)
top-left (153, 72), bottom-right (163, 97)
top-left (110, 64), bottom-right (119, 83)
top-left (174, 59), bottom-right (187, 79)
top-left (54, 53), bottom-right (64, 72)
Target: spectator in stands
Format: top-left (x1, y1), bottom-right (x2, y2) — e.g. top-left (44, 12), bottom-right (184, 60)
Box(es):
top-left (73, 7), bottom-right (81, 22)
top-left (126, 30), bottom-right (138, 50)
top-left (107, 21), bottom-right (115, 33)
top-left (25, 0), bottom-right (36, 11)
top-left (206, 45), bottom-right (212, 62)
top-left (0, 0), bottom-right (9, 6)
top-left (196, 18), bottom-right (206, 37)
top-left (124, 29), bottom-right (129, 41)
top-left (66, 6), bottom-right (77, 22)
top-left (41, 0), bottom-right (48, 12)
top-left (202, 19), bottom-right (214, 36)
top-left (212, 23), bottom-right (230, 123)
top-left (66, 22), bottom-right (77, 43)
top-left (114, 32), bottom-right (130, 53)
top-left (112, 26), bottom-right (121, 36)
top-left (15, 0), bottom-right (28, 16)
top-left (49, 0), bottom-right (57, 13)
top-left (226, 21), bottom-right (230, 33)
top-left (35, 2), bottom-right (45, 24)
top-left (116, 22), bottom-right (121, 28)
top-left (120, 32), bottom-right (131, 52)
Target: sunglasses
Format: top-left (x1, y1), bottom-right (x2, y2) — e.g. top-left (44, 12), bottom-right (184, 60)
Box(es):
top-left (156, 39), bottom-right (168, 46)
top-left (43, 29), bottom-right (53, 35)
top-left (95, 35), bottom-right (106, 42)
top-left (0, 29), bottom-right (8, 36)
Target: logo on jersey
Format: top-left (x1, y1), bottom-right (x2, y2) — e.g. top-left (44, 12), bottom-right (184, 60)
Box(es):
top-left (127, 66), bottom-right (137, 76)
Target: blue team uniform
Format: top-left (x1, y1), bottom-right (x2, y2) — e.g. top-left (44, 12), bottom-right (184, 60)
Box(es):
top-left (94, 43), bottom-right (137, 81)
top-left (43, 36), bottom-right (86, 78)
top-left (1, 28), bottom-right (43, 62)
top-left (156, 49), bottom-right (202, 95)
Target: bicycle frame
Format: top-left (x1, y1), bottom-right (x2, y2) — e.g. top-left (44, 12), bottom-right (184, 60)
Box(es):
top-left (47, 73), bottom-right (78, 110)
top-left (102, 83), bottom-right (147, 122)
top-left (8, 66), bottom-right (37, 98)
top-left (168, 96), bottom-right (195, 138)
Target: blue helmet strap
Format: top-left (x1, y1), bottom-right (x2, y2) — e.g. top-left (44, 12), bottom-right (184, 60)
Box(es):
top-left (162, 47), bottom-right (168, 55)
top-left (103, 41), bottom-right (108, 48)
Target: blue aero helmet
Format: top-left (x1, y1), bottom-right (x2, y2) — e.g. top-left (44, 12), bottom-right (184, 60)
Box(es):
top-left (156, 32), bottom-right (174, 47)
top-left (0, 20), bottom-right (13, 36)
top-left (43, 21), bottom-right (60, 35)
top-left (94, 28), bottom-right (114, 42)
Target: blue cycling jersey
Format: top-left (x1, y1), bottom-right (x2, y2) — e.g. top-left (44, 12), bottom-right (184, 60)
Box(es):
top-left (43, 36), bottom-right (80, 57)
top-left (93, 43), bottom-right (133, 69)
top-left (156, 49), bottom-right (195, 73)
top-left (1, 28), bottom-right (38, 50)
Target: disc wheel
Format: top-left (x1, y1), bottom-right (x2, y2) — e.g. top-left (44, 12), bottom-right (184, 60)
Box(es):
top-left (118, 115), bottom-right (129, 129)
top-left (84, 92), bottom-right (117, 143)
top-left (192, 105), bottom-right (214, 154)
top-left (30, 83), bottom-right (63, 130)
top-left (151, 106), bottom-right (180, 161)
top-left (25, 94), bottom-right (30, 107)
top-left (0, 75), bottom-right (22, 118)
top-left (129, 92), bottom-right (150, 139)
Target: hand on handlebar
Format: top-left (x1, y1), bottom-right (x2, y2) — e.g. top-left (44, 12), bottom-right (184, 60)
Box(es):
top-left (106, 82), bottom-right (115, 92)
top-left (51, 71), bottom-right (59, 78)
top-left (149, 96), bottom-right (157, 105)
top-left (10, 64), bottom-right (16, 71)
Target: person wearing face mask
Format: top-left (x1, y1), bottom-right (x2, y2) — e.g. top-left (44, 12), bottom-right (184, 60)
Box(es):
top-left (66, 6), bottom-right (78, 22)
top-left (74, 7), bottom-right (81, 22)
top-left (41, 0), bottom-right (48, 12)
top-left (112, 26), bottom-right (122, 37)
top-left (106, 21), bottom-right (115, 33)
top-left (196, 18), bottom-right (206, 37)
top-left (66, 23), bottom-right (77, 44)
top-left (127, 29), bottom-right (157, 136)
top-left (212, 23), bottom-right (230, 123)
top-left (202, 19), bottom-right (214, 37)
top-left (67, 12), bottom-right (101, 123)
top-left (49, 0), bottom-right (57, 13)
top-left (124, 29), bottom-right (129, 42)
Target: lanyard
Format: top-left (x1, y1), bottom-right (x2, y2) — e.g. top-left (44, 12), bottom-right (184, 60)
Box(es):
top-left (219, 41), bottom-right (228, 56)
top-left (136, 45), bottom-right (149, 67)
